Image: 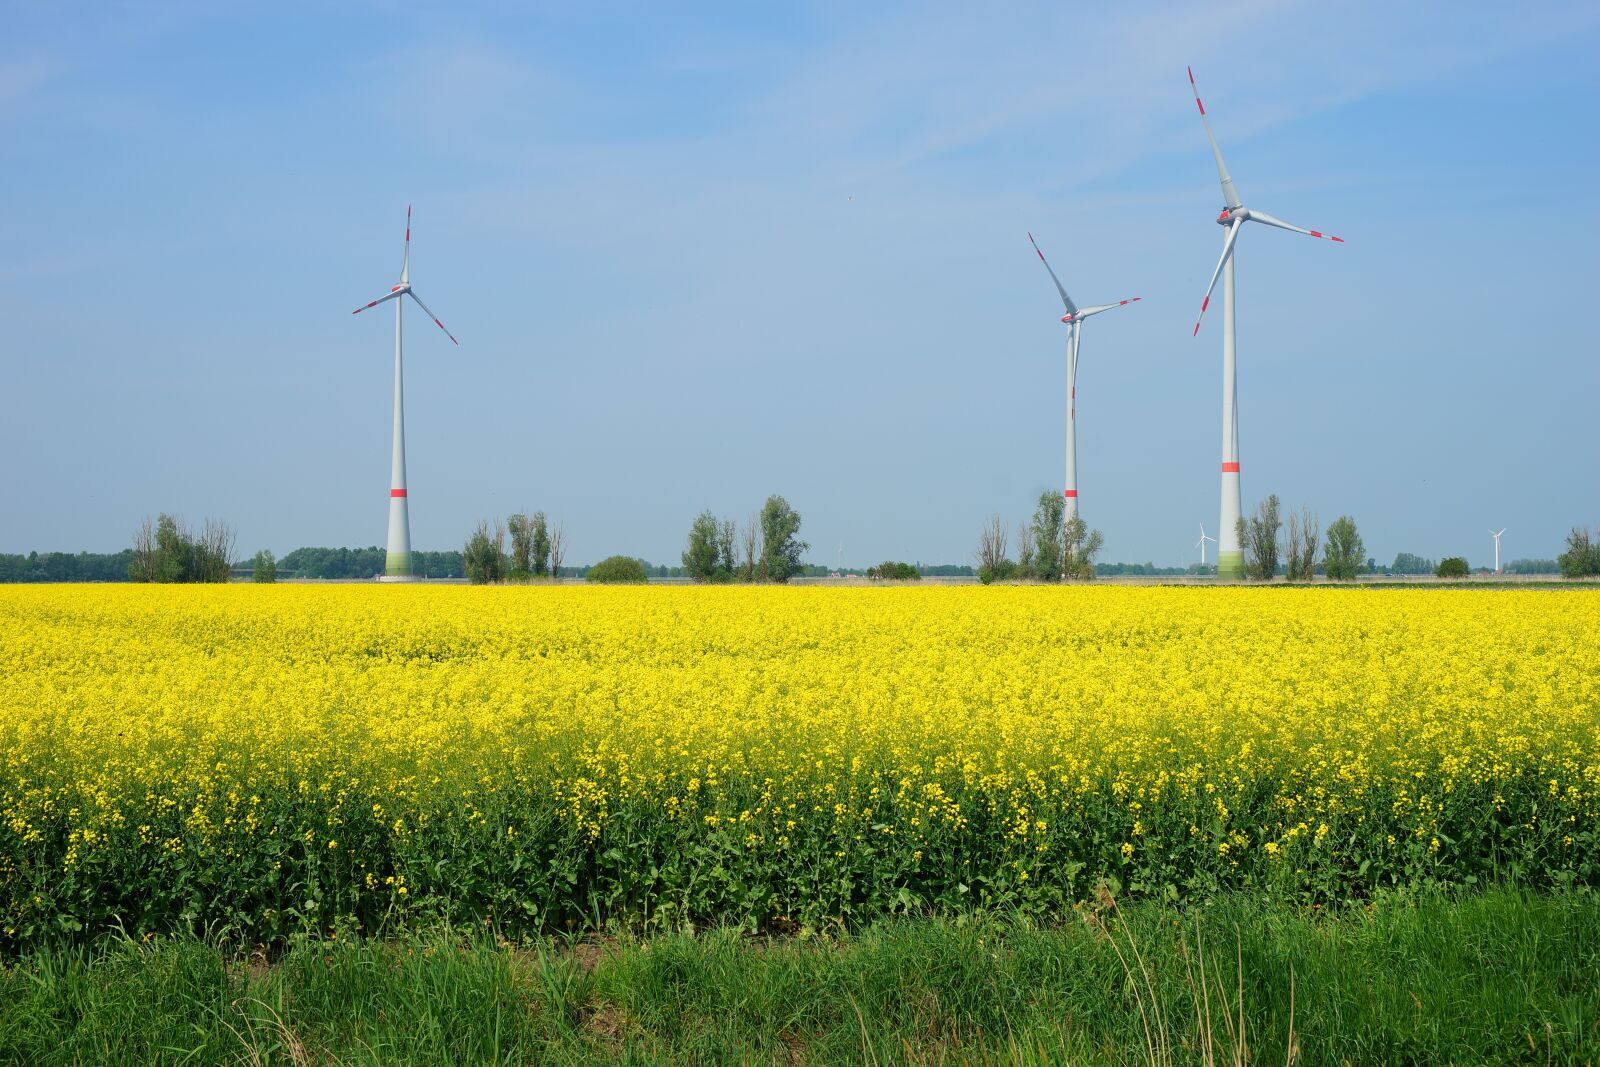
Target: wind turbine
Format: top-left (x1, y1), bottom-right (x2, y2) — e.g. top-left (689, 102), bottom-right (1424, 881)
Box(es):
top-left (1197, 522), bottom-right (1217, 569)
top-left (1490, 528), bottom-right (1506, 573)
top-left (1028, 232), bottom-right (1140, 522)
top-left (1187, 68), bottom-right (1343, 579)
top-left (352, 206), bottom-right (459, 581)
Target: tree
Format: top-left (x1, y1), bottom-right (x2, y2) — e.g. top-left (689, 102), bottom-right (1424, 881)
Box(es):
top-left (718, 518), bottom-right (739, 579)
top-left (463, 520), bottom-right (505, 584)
top-left (587, 555), bottom-right (649, 583)
top-left (196, 519), bottom-right (236, 583)
top-left (1030, 492), bottom-right (1066, 581)
top-left (130, 517), bottom-right (157, 582)
top-left (1237, 495), bottom-right (1282, 581)
top-left (548, 521), bottom-right (567, 578)
top-left (682, 510), bottom-right (721, 582)
top-left (531, 512), bottom-right (551, 577)
top-left (1436, 556), bottom-right (1469, 578)
top-left (758, 495), bottom-right (808, 583)
top-left (977, 514), bottom-right (1011, 584)
top-left (1015, 522), bottom-right (1037, 579)
top-left (867, 561), bottom-right (919, 580)
top-left (252, 549), bottom-right (277, 583)
top-left (1285, 508), bottom-right (1320, 582)
top-left (1559, 526), bottom-right (1600, 578)
top-left (1060, 514), bottom-right (1104, 581)
top-left (154, 514), bottom-right (187, 583)
top-left (507, 513), bottom-right (534, 579)
top-left (740, 514), bottom-right (759, 583)
top-left (1323, 515), bottom-right (1365, 581)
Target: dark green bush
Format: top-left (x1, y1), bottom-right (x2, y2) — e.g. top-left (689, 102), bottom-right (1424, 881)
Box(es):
top-left (1436, 556), bottom-right (1469, 578)
top-left (586, 556), bottom-right (649, 584)
top-left (978, 560), bottom-right (1017, 585)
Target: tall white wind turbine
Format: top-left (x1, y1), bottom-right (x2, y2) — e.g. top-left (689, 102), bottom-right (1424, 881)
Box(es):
top-left (1187, 68), bottom-right (1343, 579)
top-left (1028, 233), bottom-right (1140, 522)
top-left (1197, 522), bottom-right (1217, 568)
top-left (1490, 528), bottom-right (1506, 573)
top-left (352, 206), bottom-right (459, 581)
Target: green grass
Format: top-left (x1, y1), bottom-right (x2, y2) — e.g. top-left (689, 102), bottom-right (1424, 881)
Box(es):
top-left (2, 887), bottom-right (1596, 1065)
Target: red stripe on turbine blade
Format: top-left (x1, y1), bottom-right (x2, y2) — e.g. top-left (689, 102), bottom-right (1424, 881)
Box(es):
top-left (1201, 296), bottom-right (1209, 312)
top-left (1331, 236), bottom-right (1345, 243)
top-left (1193, 322), bottom-right (1201, 336)
top-left (390, 488), bottom-right (407, 498)
top-left (1196, 98), bottom-right (1205, 115)
top-left (1221, 462), bottom-right (1240, 473)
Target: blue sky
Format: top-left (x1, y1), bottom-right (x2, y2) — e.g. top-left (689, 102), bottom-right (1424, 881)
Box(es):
top-left (3, 1), bottom-right (1596, 568)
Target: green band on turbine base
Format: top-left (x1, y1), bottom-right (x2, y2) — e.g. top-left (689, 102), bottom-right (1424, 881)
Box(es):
top-left (384, 552), bottom-right (413, 578)
top-left (1216, 550), bottom-right (1245, 581)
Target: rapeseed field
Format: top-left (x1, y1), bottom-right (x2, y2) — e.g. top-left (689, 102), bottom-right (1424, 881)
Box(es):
top-left (1, 585), bottom-right (1595, 949)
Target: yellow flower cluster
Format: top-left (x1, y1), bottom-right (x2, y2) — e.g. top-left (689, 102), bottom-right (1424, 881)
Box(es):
top-left (0, 584), bottom-right (1595, 943)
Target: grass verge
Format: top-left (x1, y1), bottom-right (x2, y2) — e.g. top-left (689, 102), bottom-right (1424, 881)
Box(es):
top-left (1, 887), bottom-right (1595, 1065)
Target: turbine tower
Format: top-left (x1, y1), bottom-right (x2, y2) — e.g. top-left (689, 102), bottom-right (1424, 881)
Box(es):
top-left (1187, 68), bottom-right (1343, 579)
top-left (1197, 523), bottom-right (1217, 569)
top-left (352, 207), bottom-right (459, 581)
top-left (1490, 528), bottom-right (1506, 573)
top-left (1028, 232), bottom-right (1140, 522)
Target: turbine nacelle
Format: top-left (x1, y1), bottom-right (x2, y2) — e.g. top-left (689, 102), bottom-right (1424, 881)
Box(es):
top-left (390, 283), bottom-right (409, 293)
top-left (1217, 206), bottom-right (1250, 225)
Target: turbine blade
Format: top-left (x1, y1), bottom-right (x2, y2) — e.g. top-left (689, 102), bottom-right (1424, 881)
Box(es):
top-left (1249, 209), bottom-right (1344, 243)
top-left (1193, 218), bottom-right (1243, 337)
top-left (1188, 67), bottom-right (1242, 211)
top-left (1077, 297), bottom-right (1143, 318)
top-left (400, 205), bottom-right (412, 284)
top-left (1028, 232), bottom-right (1078, 315)
top-left (406, 289), bottom-right (458, 345)
top-left (352, 290), bottom-right (403, 315)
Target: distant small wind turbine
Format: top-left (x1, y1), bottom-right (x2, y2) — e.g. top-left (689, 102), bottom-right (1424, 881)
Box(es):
top-left (1490, 528), bottom-right (1506, 573)
top-left (1028, 232), bottom-right (1140, 523)
top-left (1197, 523), bottom-right (1217, 568)
top-left (352, 206), bottom-right (459, 581)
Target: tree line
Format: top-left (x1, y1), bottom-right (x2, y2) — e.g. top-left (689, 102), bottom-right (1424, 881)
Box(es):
top-left (277, 546), bottom-right (467, 579)
top-left (0, 550), bottom-right (136, 583)
top-left (1, 511), bottom-right (1591, 583)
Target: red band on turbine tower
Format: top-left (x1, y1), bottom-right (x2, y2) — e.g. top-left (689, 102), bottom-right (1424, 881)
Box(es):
top-left (390, 489), bottom-right (407, 498)
top-left (1064, 490), bottom-right (1078, 498)
top-left (1221, 462), bottom-right (1240, 473)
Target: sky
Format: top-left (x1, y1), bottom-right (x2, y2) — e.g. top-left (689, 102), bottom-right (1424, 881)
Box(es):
top-left (3, 1), bottom-right (1597, 569)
